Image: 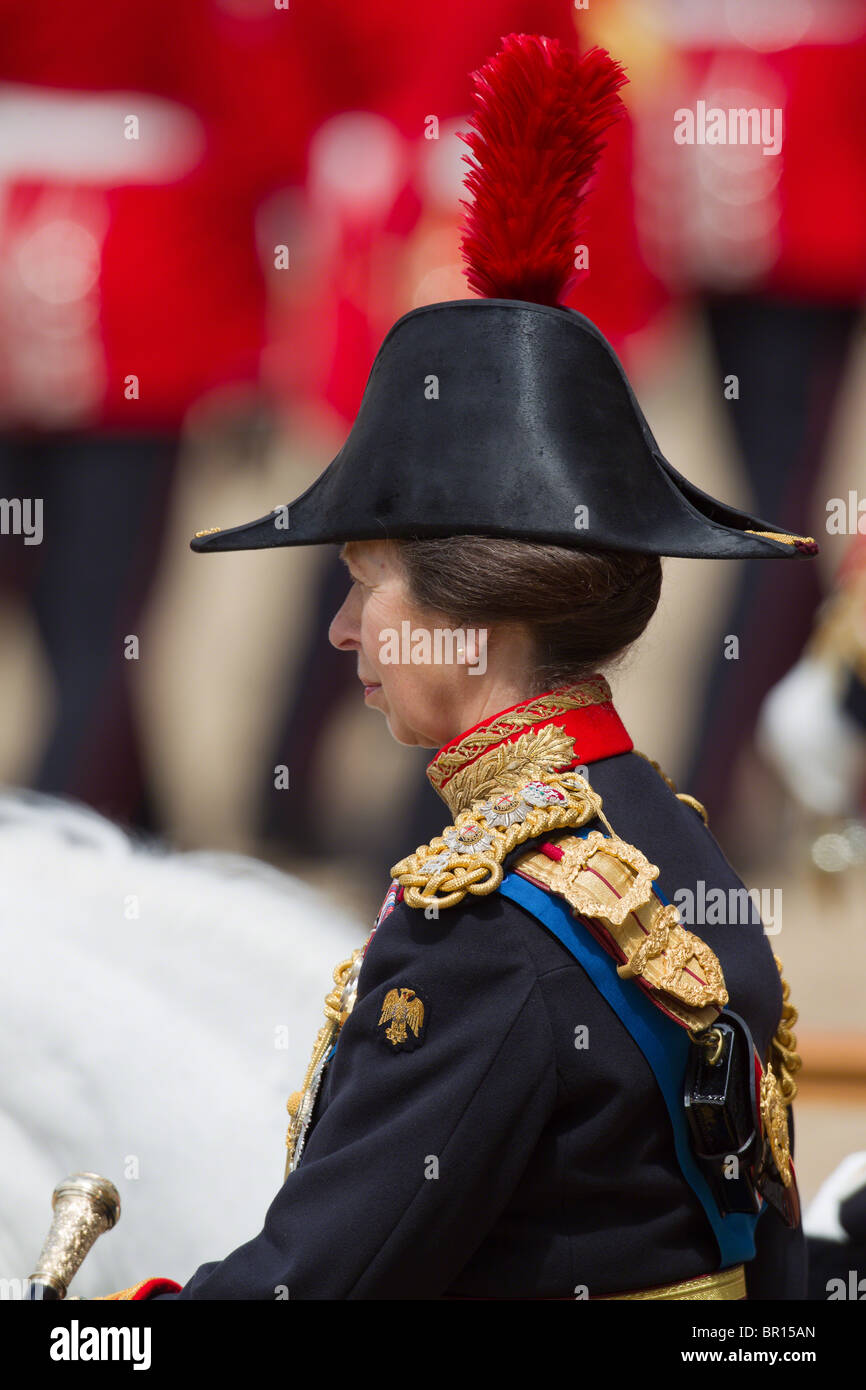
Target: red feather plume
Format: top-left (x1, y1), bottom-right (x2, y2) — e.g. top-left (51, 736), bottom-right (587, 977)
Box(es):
top-left (458, 33), bottom-right (628, 306)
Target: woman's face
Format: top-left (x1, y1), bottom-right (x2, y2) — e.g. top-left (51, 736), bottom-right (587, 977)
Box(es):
top-left (328, 539), bottom-right (522, 748)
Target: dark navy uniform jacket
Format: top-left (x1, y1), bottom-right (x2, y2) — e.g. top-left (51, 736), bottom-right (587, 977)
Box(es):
top-left (150, 724), bottom-right (807, 1301)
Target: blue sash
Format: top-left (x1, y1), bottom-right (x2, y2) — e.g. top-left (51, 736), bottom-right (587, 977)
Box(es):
top-left (499, 860), bottom-right (764, 1268)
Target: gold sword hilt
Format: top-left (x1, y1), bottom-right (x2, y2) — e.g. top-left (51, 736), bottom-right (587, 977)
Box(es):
top-left (27, 1172), bottom-right (121, 1300)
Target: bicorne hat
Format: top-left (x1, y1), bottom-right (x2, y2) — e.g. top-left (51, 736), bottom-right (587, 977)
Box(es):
top-left (191, 35), bottom-right (817, 563)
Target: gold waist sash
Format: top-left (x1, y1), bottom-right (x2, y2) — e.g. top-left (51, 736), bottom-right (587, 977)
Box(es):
top-left (595, 1264), bottom-right (746, 1301)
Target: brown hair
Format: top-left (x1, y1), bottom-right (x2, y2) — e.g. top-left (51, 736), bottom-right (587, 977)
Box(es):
top-left (393, 536), bottom-right (662, 694)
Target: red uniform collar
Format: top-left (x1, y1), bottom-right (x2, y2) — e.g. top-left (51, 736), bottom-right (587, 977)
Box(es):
top-left (426, 674), bottom-right (632, 815)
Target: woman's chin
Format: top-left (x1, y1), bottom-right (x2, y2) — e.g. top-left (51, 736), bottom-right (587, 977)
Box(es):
top-left (363, 687), bottom-right (403, 738)
top-left (366, 687), bottom-right (439, 747)
top-left (383, 712), bottom-right (413, 745)
top-left (381, 705), bottom-right (421, 747)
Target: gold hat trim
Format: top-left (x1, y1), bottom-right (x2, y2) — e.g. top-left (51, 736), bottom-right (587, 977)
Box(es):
top-left (745, 529), bottom-right (815, 546)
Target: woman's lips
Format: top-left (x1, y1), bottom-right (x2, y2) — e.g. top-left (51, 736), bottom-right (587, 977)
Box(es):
top-left (362, 681), bottom-right (381, 697)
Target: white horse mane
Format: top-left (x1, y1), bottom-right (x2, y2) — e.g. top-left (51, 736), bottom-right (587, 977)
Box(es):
top-left (0, 791), bottom-right (363, 1296)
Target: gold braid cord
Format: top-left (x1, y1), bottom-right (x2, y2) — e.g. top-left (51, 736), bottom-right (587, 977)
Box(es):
top-left (284, 949), bottom-right (363, 1178)
top-left (769, 954), bottom-right (801, 1105)
top-left (749, 955), bottom-right (801, 1189)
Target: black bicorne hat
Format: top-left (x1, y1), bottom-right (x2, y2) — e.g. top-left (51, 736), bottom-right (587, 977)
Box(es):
top-left (191, 37), bottom-right (817, 564)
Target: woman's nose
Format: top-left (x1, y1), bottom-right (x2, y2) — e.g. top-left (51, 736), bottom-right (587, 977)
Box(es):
top-left (328, 589), bottom-right (360, 651)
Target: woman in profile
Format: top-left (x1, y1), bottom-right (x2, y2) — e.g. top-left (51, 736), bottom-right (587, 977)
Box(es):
top-left (105, 34), bottom-right (811, 1302)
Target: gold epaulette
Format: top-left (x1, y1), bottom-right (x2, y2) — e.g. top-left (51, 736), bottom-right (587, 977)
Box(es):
top-left (390, 762), bottom-right (727, 1029)
top-left (391, 761), bottom-right (726, 1026)
top-left (514, 831), bottom-right (728, 1030)
top-left (390, 768), bottom-right (612, 911)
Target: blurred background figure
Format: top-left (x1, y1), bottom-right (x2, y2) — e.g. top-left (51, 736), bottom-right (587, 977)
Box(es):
top-left (758, 534), bottom-right (866, 872)
top-left (0, 0), bottom-right (308, 828)
top-left (804, 1151), bottom-right (866, 1299)
top-left (588, 0), bottom-right (866, 862)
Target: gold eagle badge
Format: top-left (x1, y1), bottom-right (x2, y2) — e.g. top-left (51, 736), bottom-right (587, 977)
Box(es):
top-left (378, 988), bottom-right (426, 1051)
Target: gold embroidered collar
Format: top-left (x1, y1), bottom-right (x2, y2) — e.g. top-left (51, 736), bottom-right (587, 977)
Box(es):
top-left (425, 675), bottom-right (633, 818)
